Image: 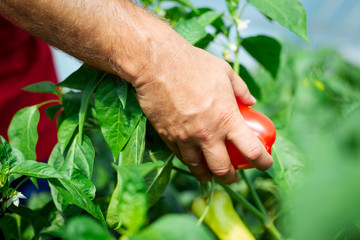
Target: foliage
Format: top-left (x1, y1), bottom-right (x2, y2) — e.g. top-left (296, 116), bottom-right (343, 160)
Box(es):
top-left (2, 0), bottom-right (359, 240)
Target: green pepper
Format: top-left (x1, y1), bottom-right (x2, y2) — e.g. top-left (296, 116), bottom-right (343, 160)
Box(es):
top-left (192, 190), bottom-right (255, 240)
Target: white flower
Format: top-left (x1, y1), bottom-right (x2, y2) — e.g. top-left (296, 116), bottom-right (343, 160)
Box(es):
top-left (229, 43), bottom-right (237, 52)
top-left (237, 19), bottom-right (251, 32)
top-left (6, 191), bottom-right (27, 208)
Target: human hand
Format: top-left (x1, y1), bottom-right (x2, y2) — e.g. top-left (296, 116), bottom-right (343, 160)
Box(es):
top-left (133, 42), bottom-right (273, 184)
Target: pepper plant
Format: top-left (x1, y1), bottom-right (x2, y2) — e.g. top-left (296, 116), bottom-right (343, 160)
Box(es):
top-left (0, 0), bottom-right (324, 239)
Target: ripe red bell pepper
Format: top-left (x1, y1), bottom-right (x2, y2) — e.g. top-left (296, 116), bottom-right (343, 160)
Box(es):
top-left (226, 104), bottom-right (276, 169)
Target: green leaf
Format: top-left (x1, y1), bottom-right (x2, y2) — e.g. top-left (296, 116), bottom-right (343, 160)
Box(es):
top-left (114, 78), bottom-right (128, 109)
top-left (0, 136), bottom-right (25, 170)
top-left (248, 0), bottom-right (309, 42)
top-left (242, 35), bottom-right (281, 78)
top-left (0, 136), bottom-right (25, 184)
top-left (167, 0), bottom-right (199, 14)
top-left (95, 78), bottom-right (142, 161)
top-left (267, 132), bottom-right (304, 193)
top-left (0, 215), bottom-right (20, 240)
top-left (212, 16), bottom-right (229, 35)
top-left (197, 10), bottom-right (222, 27)
top-left (23, 81), bottom-right (59, 96)
top-left (60, 134), bottom-right (95, 180)
top-left (10, 161), bottom-right (104, 224)
top-left (225, 0), bottom-right (238, 16)
top-left (106, 166), bottom-right (147, 233)
top-left (10, 161), bottom-right (61, 178)
top-left (195, 34), bottom-right (215, 49)
top-left (8, 105), bottom-right (40, 160)
top-left (48, 142), bottom-right (96, 212)
top-left (240, 65), bottom-right (261, 100)
top-left (119, 116), bottom-right (146, 166)
top-left (57, 65), bottom-right (102, 90)
top-left (58, 216), bottom-right (115, 240)
top-left (130, 214), bottom-right (215, 240)
top-left (49, 144), bottom-right (65, 171)
top-left (144, 153), bottom-right (173, 207)
top-left (58, 115), bottom-right (79, 153)
top-left (65, 168), bottom-right (96, 200)
top-left (62, 91), bottom-right (81, 117)
top-left (78, 73), bottom-right (105, 142)
top-left (290, 165), bottom-right (360, 240)
top-left (49, 177), bottom-right (104, 225)
top-left (164, 6), bottom-right (186, 25)
top-left (8, 205), bottom-right (50, 238)
top-left (175, 18), bottom-right (207, 45)
top-left (48, 144), bottom-right (92, 215)
top-left (45, 104), bottom-right (63, 121)
top-left (27, 192), bottom-right (52, 210)
top-left (48, 144), bottom-right (69, 212)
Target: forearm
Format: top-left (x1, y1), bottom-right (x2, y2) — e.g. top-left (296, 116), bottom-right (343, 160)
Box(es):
top-left (0, 0), bottom-right (184, 83)
top-left (0, 0), bottom-right (273, 184)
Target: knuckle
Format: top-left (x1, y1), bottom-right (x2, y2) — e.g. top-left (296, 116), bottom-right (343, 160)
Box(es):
top-left (222, 61), bottom-right (233, 73)
top-left (195, 126), bottom-right (211, 143)
top-left (245, 143), bottom-right (263, 162)
top-left (171, 127), bottom-right (189, 142)
top-left (178, 133), bottom-right (190, 142)
top-left (219, 108), bottom-right (238, 129)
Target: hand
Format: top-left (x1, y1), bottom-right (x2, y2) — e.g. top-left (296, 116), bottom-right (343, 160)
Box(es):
top-left (133, 42), bottom-right (273, 184)
top-left (0, 0), bottom-right (273, 184)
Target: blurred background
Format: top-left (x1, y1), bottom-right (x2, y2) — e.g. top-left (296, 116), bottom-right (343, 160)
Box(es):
top-left (51, 0), bottom-right (360, 81)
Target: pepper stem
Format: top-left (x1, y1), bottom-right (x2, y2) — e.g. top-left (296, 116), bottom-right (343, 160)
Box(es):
top-left (240, 171), bottom-right (268, 217)
top-left (197, 177), bottom-right (215, 226)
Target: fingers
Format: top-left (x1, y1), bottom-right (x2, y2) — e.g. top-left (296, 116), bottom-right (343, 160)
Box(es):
top-left (162, 138), bottom-right (181, 160)
top-left (201, 141), bottom-right (239, 184)
top-left (178, 142), bottom-right (211, 183)
top-left (228, 70), bottom-right (256, 106)
top-left (227, 116), bottom-right (273, 171)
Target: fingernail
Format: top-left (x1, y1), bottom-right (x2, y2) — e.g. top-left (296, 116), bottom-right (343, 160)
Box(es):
top-left (250, 95), bottom-right (257, 104)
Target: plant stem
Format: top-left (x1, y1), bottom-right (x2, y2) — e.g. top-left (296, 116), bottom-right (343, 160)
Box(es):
top-left (233, 35), bottom-right (241, 75)
top-left (173, 166), bottom-right (193, 176)
top-left (174, 167), bottom-right (267, 222)
top-left (240, 171), bottom-right (268, 216)
top-left (218, 181), bottom-right (267, 223)
top-left (219, 181), bottom-right (283, 240)
top-left (37, 99), bottom-right (61, 108)
top-left (233, 1), bottom-right (248, 75)
top-left (238, 1), bottom-right (249, 19)
top-left (13, 177), bottom-right (30, 192)
top-left (267, 222), bottom-right (283, 240)
top-left (1, 202), bottom-right (6, 215)
top-left (197, 177), bottom-right (215, 226)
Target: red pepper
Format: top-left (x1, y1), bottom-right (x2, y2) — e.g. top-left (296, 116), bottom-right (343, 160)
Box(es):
top-left (226, 104), bottom-right (276, 170)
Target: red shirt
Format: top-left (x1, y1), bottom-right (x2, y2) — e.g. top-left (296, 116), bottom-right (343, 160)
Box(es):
top-left (0, 16), bottom-right (58, 162)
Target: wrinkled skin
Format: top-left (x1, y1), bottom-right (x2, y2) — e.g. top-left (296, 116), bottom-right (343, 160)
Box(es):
top-left (0, 0), bottom-right (273, 184)
top-left (134, 43), bottom-right (273, 183)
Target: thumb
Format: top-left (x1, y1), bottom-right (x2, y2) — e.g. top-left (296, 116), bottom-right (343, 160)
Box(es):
top-left (229, 72), bottom-right (256, 106)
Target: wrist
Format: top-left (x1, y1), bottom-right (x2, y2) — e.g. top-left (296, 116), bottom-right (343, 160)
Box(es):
top-left (129, 33), bottom-right (190, 88)
top-left (109, 3), bottom-right (189, 86)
